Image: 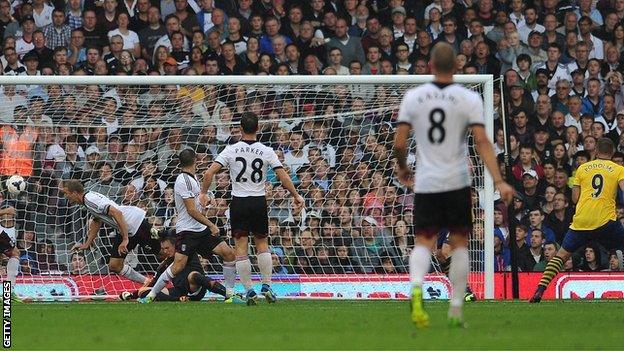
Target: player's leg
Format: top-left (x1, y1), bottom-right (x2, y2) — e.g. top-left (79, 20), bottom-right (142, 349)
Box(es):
top-left (233, 234), bottom-right (256, 304)
top-left (6, 247), bottom-right (20, 302)
top-left (254, 235), bottom-right (276, 303)
top-left (211, 241), bottom-right (237, 298)
top-left (140, 252), bottom-right (188, 303)
top-left (410, 231), bottom-right (437, 328)
top-left (230, 197), bottom-right (256, 304)
top-left (141, 232), bottom-right (192, 303)
top-left (187, 271), bottom-right (224, 297)
top-left (6, 247), bottom-right (19, 287)
top-left (250, 198), bottom-right (275, 303)
top-left (529, 229), bottom-right (581, 303)
top-left (109, 235), bottom-right (147, 284)
top-left (446, 230), bottom-right (470, 326)
top-left (410, 191), bottom-right (447, 328)
top-left (108, 258), bottom-right (147, 284)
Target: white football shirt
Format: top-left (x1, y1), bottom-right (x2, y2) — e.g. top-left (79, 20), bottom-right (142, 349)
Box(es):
top-left (0, 225), bottom-right (15, 244)
top-left (214, 140), bottom-right (283, 197)
top-left (83, 191), bottom-right (146, 236)
top-left (397, 82), bottom-right (485, 193)
top-left (174, 172), bottom-right (207, 233)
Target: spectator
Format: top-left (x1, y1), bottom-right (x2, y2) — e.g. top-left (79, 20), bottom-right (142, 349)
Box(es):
top-left (582, 78), bottom-right (604, 117)
top-left (69, 251), bottom-right (88, 274)
top-left (108, 12), bottom-right (141, 59)
top-left (32, 0), bottom-right (54, 29)
top-left (533, 241), bottom-right (558, 271)
top-left (79, 10), bottom-right (107, 50)
top-left (138, 7), bottom-right (166, 60)
top-left (526, 228), bottom-right (546, 270)
top-left (434, 16), bottom-right (462, 53)
top-left (66, 0), bottom-right (83, 30)
top-left (517, 7), bottom-right (544, 44)
top-left (579, 244), bottom-right (605, 271)
top-left (43, 9), bottom-right (71, 50)
top-left (604, 250), bottom-right (622, 272)
top-left (513, 225), bottom-right (533, 271)
top-left (512, 145), bottom-right (544, 181)
top-left (36, 240), bottom-right (67, 273)
top-left (494, 230), bottom-right (510, 272)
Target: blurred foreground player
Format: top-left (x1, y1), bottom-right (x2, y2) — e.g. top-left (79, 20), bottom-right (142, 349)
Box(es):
top-left (393, 42), bottom-right (514, 328)
top-left (530, 138), bottom-right (624, 302)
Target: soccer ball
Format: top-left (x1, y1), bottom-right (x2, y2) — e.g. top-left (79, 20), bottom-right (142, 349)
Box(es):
top-left (6, 175), bottom-right (26, 195)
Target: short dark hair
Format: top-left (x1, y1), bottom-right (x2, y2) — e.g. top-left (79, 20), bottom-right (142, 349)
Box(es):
top-left (159, 235), bottom-right (176, 245)
top-left (597, 137), bottom-right (615, 155)
top-left (178, 148), bottom-right (196, 167)
top-left (574, 150), bottom-right (591, 160)
top-left (62, 179), bottom-right (84, 193)
top-left (548, 42), bottom-right (561, 51)
top-left (240, 112), bottom-right (259, 134)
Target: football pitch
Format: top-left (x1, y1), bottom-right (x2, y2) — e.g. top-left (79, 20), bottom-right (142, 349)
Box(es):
top-left (11, 300), bottom-right (624, 350)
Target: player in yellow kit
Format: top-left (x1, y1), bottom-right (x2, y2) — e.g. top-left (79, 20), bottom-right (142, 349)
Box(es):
top-left (530, 138), bottom-right (624, 302)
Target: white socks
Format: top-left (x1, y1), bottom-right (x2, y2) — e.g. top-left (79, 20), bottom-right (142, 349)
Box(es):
top-left (409, 245), bottom-right (431, 287)
top-left (449, 247), bottom-right (469, 309)
top-left (147, 266), bottom-right (174, 299)
top-left (236, 257), bottom-right (252, 291)
top-left (7, 257), bottom-right (18, 286)
top-left (257, 252), bottom-right (272, 285)
top-left (223, 261), bottom-right (236, 297)
top-left (120, 264), bottom-right (147, 284)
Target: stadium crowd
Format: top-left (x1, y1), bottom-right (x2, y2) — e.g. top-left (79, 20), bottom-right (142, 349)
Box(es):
top-left (0, 0), bottom-right (623, 280)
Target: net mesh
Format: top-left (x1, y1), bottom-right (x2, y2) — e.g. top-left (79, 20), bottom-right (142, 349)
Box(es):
top-left (2, 79), bottom-right (490, 300)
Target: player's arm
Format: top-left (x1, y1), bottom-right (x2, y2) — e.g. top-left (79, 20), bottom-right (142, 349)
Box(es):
top-left (471, 125), bottom-right (514, 204)
top-left (200, 162), bottom-right (223, 206)
top-left (572, 185), bottom-right (581, 204)
top-left (393, 123), bottom-right (412, 187)
top-left (182, 197), bottom-right (219, 235)
top-left (275, 167), bottom-right (304, 207)
top-left (73, 217), bottom-right (103, 251)
top-left (108, 206), bottom-right (130, 255)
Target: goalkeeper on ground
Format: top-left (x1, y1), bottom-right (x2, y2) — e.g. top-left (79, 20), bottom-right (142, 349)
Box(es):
top-left (121, 235), bottom-right (244, 303)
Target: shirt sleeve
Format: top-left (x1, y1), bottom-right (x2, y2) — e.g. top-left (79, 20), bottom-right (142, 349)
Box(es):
top-left (267, 148), bottom-right (283, 170)
top-left (84, 192), bottom-right (111, 215)
top-left (466, 91), bottom-right (485, 126)
top-left (214, 146), bottom-right (229, 168)
top-left (174, 175), bottom-right (196, 199)
top-left (572, 170), bottom-right (582, 187)
top-left (617, 165), bottom-right (624, 183)
top-left (396, 89), bottom-right (415, 126)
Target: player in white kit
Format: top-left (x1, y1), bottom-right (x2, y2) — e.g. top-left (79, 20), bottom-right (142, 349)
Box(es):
top-left (393, 42), bottom-right (513, 328)
top-left (62, 179), bottom-right (160, 284)
top-left (139, 148), bottom-right (239, 304)
top-left (0, 204), bottom-right (22, 302)
top-left (201, 112), bottom-right (304, 305)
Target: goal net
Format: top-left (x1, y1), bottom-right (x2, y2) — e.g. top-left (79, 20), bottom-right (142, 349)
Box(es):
top-left (0, 75), bottom-right (494, 301)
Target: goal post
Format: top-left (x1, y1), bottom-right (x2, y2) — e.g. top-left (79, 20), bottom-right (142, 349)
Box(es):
top-left (0, 74), bottom-right (495, 301)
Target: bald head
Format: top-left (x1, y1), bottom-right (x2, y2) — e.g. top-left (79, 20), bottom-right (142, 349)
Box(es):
top-left (431, 42), bottom-right (456, 74)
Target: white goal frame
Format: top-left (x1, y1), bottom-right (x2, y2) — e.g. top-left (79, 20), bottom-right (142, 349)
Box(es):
top-left (0, 74), bottom-right (495, 300)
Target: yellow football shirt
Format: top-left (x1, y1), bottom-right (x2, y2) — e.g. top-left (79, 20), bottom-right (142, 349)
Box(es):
top-left (571, 159), bottom-right (624, 230)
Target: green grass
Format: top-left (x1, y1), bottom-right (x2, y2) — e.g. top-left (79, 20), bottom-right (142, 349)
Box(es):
top-left (11, 300), bottom-right (624, 350)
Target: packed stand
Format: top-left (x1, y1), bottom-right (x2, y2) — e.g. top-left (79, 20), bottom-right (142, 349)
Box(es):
top-left (0, 0), bottom-right (621, 277)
